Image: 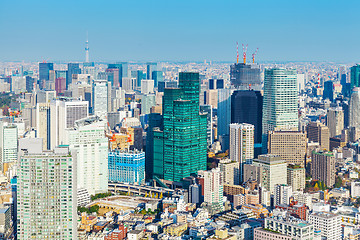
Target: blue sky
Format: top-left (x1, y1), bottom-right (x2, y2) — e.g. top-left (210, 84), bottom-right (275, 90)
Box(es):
top-left (0, 0), bottom-right (359, 62)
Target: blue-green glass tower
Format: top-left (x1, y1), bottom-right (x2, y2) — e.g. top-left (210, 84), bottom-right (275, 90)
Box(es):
top-left (153, 72), bottom-right (207, 182)
top-left (351, 64), bottom-right (360, 90)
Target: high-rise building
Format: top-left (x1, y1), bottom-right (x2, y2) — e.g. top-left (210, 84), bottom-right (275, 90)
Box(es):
top-left (67, 63), bottom-right (81, 87)
top-left (252, 154), bottom-right (287, 193)
top-left (231, 90), bottom-right (263, 155)
top-left (36, 89), bottom-right (56, 103)
top-left (311, 150), bottom-right (336, 187)
top-left (268, 130), bottom-right (306, 166)
top-left (350, 87), bottom-right (360, 128)
top-left (17, 147), bottom-right (76, 239)
top-left (217, 89), bottom-right (234, 151)
top-left (262, 68), bottom-right (298, 152)
top-left (106, 65), bottom-right (121, 87)
top-left (219, 159), bottom-right (240, 185)
top-left (229, 123), bottom-right (254, 183)
top-left (25, 76), bottom-right (35, 93)
top-left (141, 79), bottom-right (155, 94)
top-left (39, 62), bottom-right (54, 85)
top-left (351, 64), bottom-right (360, 90)
top-left (327, 108), bottom-right (344, 137)
top-left (287, 164), bottom-right (305, 191)
top-left (153, 72), bottom-right (207, 182)
top-left (308, 212), bottom-right (341, 240)
top-left (108, 149), bottom-right (145, 185)
top-left (92, 79), bottom-right (110, 115)
top-left (50, 98), bottom-right (89, 149)
top-left (306, 122), bottom-right (330, 150)
top-left (66, 116), bottom-right (108, 195)
top-left (152, 70), bottom-right (163, 87)
top-left (36, 103), bottom-right (51, 149)
top-left (200, 105), bottom-right (213, 146)
top-left (274, 184), bottom-right (292, 206)
top-left (0, 122), bottom-right (18, 171)
top-left (141, 94), bottom-right (156, 115)
top-left (55, 77), bottom-right (66, 95)
top-left (147, 62), bottom-right (157, 80)
top-left (198, 168), bottom-right (224, 209)
top-left (323, 80), bottom-right (334, 101)
top-left (230, 63), bottom-right (261, 90)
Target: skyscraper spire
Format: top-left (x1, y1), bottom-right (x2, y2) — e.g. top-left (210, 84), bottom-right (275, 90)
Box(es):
top-left (85, 32), bottom-right (89, 62)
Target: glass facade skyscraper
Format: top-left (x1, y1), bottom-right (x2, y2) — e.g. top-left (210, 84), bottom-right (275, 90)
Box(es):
top-left (230, 63), bottom-right (261, 90)
top-left (351, 64), bottom-right (360, 90)
top-left (153, 72), bottom-right (207, 182)
top-left (262, 68), bottom-right (298, 152)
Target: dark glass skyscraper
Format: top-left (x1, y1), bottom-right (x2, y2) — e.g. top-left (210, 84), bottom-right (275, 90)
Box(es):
top-left (39, 62), bottom-right (54, 82)
top-left (152, 70), bottom-right (163, 87)
top-left (323, 80), bottom-right (334, 101)
top-left (351, 64), bottom-right (360, 90)
top-left (230, 63), bottom-right (261, 90)
top-left (153, 72), bottom-right (207, 182)
top-left (147, 62), bottom-right (157, 80)
top-left (67, 63), bottom-right (81, 87)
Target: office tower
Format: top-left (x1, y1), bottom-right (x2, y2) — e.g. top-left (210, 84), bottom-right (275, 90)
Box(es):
top-left (231, 90), bottom-right (263, 155)
top-left (106, 65), bottom-right (121, 87)
top-left (306, 122), bottom-right (330, 150)
top-left (263, 217), bottom-right (314, 240)
top-left (55, 70), bottom-right (67, 79)
top-left (153, 72), bottom-right (207, 182)
top-left (323, 80), bottom-right (334, 101)
top-left (39, 62), bottom-right (54, 84)
top-left (83, 62), bottom-right (96, 79)
top-left (308, 212), bottom-right (341, 240)
top-left (152, 70), bottom-right (163, 87)
top-left (311, 150), bottom-right (335, 187)
top-left (219, 159), bottom-right (240, 185)
top-left (141, 94), bottom-right (156, 115)
top-left (217, 89), bottom-right (234, 151)
top-left (0, 123), bottom-right (18, 171)
top-left (209, 79), bottom-right (216, 89)
top-left (145, 113), bottom-right (163, 180)
top-left (92, 79), bottom-right (110, 115)
top-left (141, 79), bottom-right (155, 94)
top-left (351, 64), bottom-right (360, 90)
top-left (189, 180), bottom-right (201, 204)
top-left (230, 63), bottom-right (261, 90)
top-left (229, 123), bottom-right (254, 183)
top-left (108, 149), bottom-right (145, 184)
top-left (67, 116), bottom-right (108, 195)
top-left (350, 87), bottom-right (360, 128)
top-left (55, 77), bottom-right (66, 95)
top-left (50, 99), bottom-right (89, 149)
top-left (267, 130), bottom-right (306, 166)
top-left (122, 77), bottom-right (137, 91)
top-left (147, 62), bottom-right (157, 80)
top-left (67, 63), bottom-right (81, 87)
top-left (274, 184), bottom-right (293, 206)
top-left (204, 89), bottom-right (218, 108)
top-left (252, 154), bottom-right (287, 193)
top-left (117, 62), bottom-right (128, 79)
top-left (287, 164), bottom-right (305, 191)
top-left (36, 89), bottom-right (56, 103)
top-left (262, 68), bottom-right (298, 152)
top-left (18, 147), bottom-right (76, 239)
top-left (36, 103), bottom-right (51, 149)
top-left (25, 76), bottom-right (35, 93)
top-left (198, 168), bottom-right (224, 209)
top-left (327, 108), bottom-right (344, 137)
top-left (158, 80), bottom-right (178, 92)
top-left (200, 105), bottom-right (213, 146)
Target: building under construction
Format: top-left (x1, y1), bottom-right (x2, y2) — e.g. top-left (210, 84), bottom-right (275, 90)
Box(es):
top-left (230, 63), bottom-right (261, 90)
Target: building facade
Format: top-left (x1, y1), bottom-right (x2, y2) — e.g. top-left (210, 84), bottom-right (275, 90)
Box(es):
top-left (311, 150), bottom-right (336, 187)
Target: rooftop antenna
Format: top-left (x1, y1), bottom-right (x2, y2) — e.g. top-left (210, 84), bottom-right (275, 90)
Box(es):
top-left (252, 48), bottom-right (259, 63)
top-left (242, 44), bottom-right (248, 64)
top-left (236, 42), bottom-right (239, 63)
top-left (85, 31), bottom-right (89, 63)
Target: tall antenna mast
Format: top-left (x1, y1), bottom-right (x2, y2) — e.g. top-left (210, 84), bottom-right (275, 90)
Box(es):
top-left (236, 42), bottom-right (239, 63)
top-left (85, 32), bottom-right (89, 63)
top-left (252, 48), bottom-right (259, 63)
top-left (242, 44), bottom-right (248, 64)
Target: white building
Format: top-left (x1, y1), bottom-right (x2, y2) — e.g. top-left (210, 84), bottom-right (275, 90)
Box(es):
top-left (351, 182), bottom-right (360, 198)
top-left (219, 159), bottom-right (240, 185)
top-left (229, 123), bottom-right (254, 182)
top-left (198, 168), bottom-right (223, 209)
top-left (308, 212), bottom-right (341, 240)
top-left (0, 122), bottom-right (18, 169)
top-left (36, 102), bottom-right (50, 149)
top-left (92, 79), bottom-right (110, 115)
top-left (141, 94), bottom-right (156, 115)
top-left (50, 98), bottom-right (89, 149)
top-left (274, 184), bottom-right (292, 206)
top-left (66, 116), bottom-right (108, 195)
top-left (141, 79), bottom-right (154, 94)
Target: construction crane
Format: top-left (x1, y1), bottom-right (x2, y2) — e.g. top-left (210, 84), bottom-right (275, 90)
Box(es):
top-left (252, 48), bottom-right (259, 63)
top-left (242, 44), bottom-right (248, 64)
top-left (236, 42), bottom-right (239, 63)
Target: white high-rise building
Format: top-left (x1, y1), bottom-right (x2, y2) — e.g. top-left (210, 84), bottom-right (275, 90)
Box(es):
top-left (351, 182), bottom-right (360, 198)
top-left (141, 79), bottom-right (154, 94)
top-left (17, 147), bottom-right (77, 239)
top-left (92, 79), bottom-right (111, 115)
top-left (229, 123), bottom-right (254, 183)
top-left (350, 87), bottom-right (360, 128)
top-left (308, 212), bottom-right (341, 240)
top-left (50, 98), bottom-right (88, 149)
top-left (327, 107), bottom-right (344, 138)
top-left (0, 122), bottom-right (18, 170)
top-left (198, 168), bottom-right (223, 209)
top-left (141, 94), bottom-right (156, 115)
top-left (217, 89), bottom-right (234, 150)
top-left (36, 102), bottom-right (50, 150)
top-left (274, 184), bottom-right (292, 206)
top-left (66, 116), bottom-right (108, 195)
top-left (219, 158), bottom-right (240, 185)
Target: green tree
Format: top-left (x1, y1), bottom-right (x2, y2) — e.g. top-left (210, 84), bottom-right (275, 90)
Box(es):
top-left (334, 176), bottom-right (343, 188)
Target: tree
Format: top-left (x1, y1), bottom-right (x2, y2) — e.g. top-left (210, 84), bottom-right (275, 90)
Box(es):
top-left (334, 176), bottom-right (343, 188)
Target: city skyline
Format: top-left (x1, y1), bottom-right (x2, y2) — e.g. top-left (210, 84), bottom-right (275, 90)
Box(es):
top-left (1, 0), bottom-right (360, 62)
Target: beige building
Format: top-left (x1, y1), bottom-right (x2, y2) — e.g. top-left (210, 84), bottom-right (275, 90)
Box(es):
top-left (327, 108), bottom-right (344, 138)
top-left (36, 103), bottom-right (50, 150)
top-left (311, 150), bottom-right (336, 187)
top-left (306, 122), bottom-right (330, 151)
top-left (254, 228), bottom-right (292, 240)
top-left (219, 159), bottom-right (240, 185)
top-left (287, 164), bottom-right (305, 191)
top-left (268, 130), bottom-right (307, 166)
